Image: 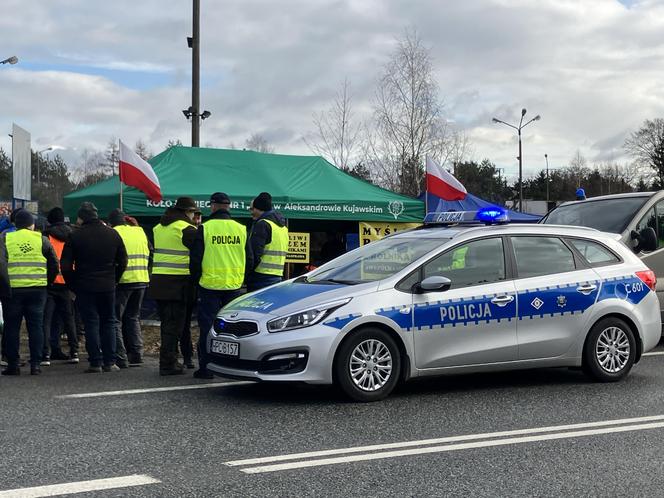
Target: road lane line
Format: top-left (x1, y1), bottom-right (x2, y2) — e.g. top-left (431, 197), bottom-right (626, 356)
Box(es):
top-left (642, 351), bottom-right (664, 356)
top-left (241, 421), bottom-right (664, 473)
top-left (225, 414), bottom-right (664, 467)
top-left (56, 381), bottom-right (255, 399)
top-left (0, 474), bottom-right (160, 497)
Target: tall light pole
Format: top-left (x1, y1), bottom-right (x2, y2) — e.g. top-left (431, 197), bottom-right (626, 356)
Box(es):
top-left (1, 56), bottom-right (18, 65)
top-left (36, 147), bottom-right (52, 184)
top-left (544, 153), bottom-right (550, 208)
top-left (492, 108), bottom-right (541, 212)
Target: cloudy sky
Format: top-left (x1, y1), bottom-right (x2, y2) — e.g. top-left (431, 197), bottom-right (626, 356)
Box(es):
top-left (2, 0), bottom-right (663, 181)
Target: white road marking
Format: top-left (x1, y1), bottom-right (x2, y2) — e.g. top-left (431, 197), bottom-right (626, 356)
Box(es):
top-left (642, 351), bottom-right (664, 356)
top-left (240, 421), bottom-right (664, 474)
top-left (0, 474), bottom-right (160, 497)
top-left (56, 381), bottom-right (255, 399)
top-left (225, 414), bottom-right (664, 467)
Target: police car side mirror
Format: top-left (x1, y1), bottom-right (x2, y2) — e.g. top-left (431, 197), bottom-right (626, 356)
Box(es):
top-left (631, 227), bottom-right (658, 253)
top-left (416, 276), bottom-right (452, 293)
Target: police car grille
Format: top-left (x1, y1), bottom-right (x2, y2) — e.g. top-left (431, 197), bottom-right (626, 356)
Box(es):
top-left (214, 320), bottom-right (259, 337)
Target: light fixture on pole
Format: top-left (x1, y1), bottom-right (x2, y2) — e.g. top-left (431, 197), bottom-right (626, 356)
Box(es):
top-left (544, 153), bottom-right (550, 207)
top-left (1, 56), bottom-right (18, 65)
top-left (492, 108), bottom-right (541, 212)
top-left (36, 146), bottom-right (53, 184)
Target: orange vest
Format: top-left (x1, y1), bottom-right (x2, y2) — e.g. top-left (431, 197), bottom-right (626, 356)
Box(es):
top-left (49, 235), bottom-right (65, 285)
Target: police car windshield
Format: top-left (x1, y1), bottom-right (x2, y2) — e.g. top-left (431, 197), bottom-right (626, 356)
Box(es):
top-left (308, 237), bottom-right (448, 284)
top-left (541, 197), bottom-right (649, 233)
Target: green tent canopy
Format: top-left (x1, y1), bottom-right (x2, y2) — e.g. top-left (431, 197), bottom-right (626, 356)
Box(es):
top-left (64, 147), bottom-right (424, 222)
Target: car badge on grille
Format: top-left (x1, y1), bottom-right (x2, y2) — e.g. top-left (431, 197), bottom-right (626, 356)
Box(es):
top-left (229, 313), bottom-right (239, 319)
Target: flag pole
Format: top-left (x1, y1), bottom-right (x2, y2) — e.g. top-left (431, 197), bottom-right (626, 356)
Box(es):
top-left (424, 156), bottom-right (429, 217)
top-left (119, 139), bottom-right (123, 210)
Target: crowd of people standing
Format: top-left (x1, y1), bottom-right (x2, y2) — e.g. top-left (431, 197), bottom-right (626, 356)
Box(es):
top-left (0, 191), bottom-right (288, 378)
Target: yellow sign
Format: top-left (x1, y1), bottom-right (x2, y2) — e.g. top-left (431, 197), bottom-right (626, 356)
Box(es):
top-left (359, 222), bottom-right (421, 246)
top-left (286, 232), bottom-right (310, 263)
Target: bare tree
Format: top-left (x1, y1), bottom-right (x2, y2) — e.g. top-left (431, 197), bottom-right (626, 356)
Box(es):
top-left (245, 134), bottom-right (274, 153)
top-left (135, 140), bottom-right (153, 161)
top-left (104, 136), bottom-right (119, 176)
top-left (366, 28), bottom-right (462, 196)
top-left (306, 78), bottom-right (362, 171)
top-left (568, 149), bottom-right (588, 187)
top-left (166, 139), bottom-right (183, 149)
top-left (624, 118), bottom-right (664, 187)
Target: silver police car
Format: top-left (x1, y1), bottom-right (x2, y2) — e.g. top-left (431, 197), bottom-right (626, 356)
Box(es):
top-left (206, 210), bottom-right (661, 401)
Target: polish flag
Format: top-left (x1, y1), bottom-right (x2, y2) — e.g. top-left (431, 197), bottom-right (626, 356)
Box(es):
top-left (118, 140), bottom-right (162, 202)
top-left (426, 156), bottom-right (467, 201)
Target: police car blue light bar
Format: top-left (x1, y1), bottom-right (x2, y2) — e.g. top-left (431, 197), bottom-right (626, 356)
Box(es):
top-left (424, 208), bottom-right (510, 225)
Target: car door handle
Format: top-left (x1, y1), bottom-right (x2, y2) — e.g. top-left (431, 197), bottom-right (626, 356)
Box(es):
top-left (577, 284), bottom-right (597, 295)
top-left (491, 295), bottom-right (514, 307)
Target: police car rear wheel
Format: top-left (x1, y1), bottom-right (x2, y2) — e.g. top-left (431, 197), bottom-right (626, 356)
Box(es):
top-left (583, 317), bottom-right (636, 382)
top-left (335, 328), bottom-right (401, 402)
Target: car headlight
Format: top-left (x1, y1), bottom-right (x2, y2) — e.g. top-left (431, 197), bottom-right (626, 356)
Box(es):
top-left (267, 298), bottom-right (352, 333)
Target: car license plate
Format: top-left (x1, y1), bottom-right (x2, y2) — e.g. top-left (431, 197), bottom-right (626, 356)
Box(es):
top-left (211, 339), bottom-right (239, 357)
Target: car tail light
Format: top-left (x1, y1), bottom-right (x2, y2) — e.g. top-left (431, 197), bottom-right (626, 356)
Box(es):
top-left (636, 270), bottom-right (657, 292)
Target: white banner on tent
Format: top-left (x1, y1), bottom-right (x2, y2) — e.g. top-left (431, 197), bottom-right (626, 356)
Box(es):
top-left (12, 123), bottom-right (31, 201)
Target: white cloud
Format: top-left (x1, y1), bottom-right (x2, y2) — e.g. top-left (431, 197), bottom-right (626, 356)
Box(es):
top-left (1, 0), bottom-right (664, 183)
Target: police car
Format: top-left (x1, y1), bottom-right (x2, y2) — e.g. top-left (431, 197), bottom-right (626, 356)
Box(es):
top-left (206, 208), bottom-right (661, 401)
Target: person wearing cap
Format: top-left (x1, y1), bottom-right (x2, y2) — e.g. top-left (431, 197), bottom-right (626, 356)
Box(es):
top-left (41, 207), bottom-right (79, 365)
top-left (148, 197), bottom-right (198, 375)
top-left (189, 192), bottom-right (246, 379)
top-left (109, 209), bottom-right (151, 368)
top-left (576, 188), bottom-right (587, 201)
top-left (60, 202), bottom-right (128, 373)
top-left (0, 209), bottom-right (59, 375)
top-left (246, 192), bottom-right (288, 291)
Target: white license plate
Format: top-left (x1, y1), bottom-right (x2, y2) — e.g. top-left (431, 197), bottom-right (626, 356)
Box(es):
top-left (211, 339), bottom-right (239, 356)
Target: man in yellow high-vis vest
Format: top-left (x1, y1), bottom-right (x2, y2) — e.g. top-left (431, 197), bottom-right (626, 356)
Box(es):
top-left (246, 192), bottom-right (288, 292)
top-left (190, 192), bottom-right (246, 379)
top-left (147, 197), bottom-right (198, 375)
top-left (110, 209), bottom-right (152, 368)
top-left (0, 209), bottom-right (59, 375)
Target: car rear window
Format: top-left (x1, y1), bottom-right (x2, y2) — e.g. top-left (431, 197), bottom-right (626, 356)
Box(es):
top-left (511, 236), bottom-right (576, 278)
top-left (567, 238), bottom-right (620, 266)
top-left (541, 197), bottom-right (650, 233)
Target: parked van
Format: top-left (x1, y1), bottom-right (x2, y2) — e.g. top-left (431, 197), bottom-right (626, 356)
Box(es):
top-left (541, 192), bottom-right (662, 320)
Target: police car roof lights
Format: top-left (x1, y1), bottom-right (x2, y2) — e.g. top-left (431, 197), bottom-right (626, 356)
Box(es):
top-left (424, 208), bottom-right (510, 226)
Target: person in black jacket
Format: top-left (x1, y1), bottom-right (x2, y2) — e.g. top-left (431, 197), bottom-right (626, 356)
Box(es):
top-left (60, 202), bottom-right (127, 373)
top-left (41, 207), bottom-right (79, 365)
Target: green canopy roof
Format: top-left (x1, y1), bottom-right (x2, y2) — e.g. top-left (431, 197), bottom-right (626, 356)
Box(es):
top-left (64, 147), bottom-right (424, 222)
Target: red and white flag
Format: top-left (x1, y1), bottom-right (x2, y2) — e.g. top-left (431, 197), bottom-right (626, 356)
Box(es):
top-left (119, 140), bottom-right (162, 202)
top-left (426, 156), bottom-right (467, 201)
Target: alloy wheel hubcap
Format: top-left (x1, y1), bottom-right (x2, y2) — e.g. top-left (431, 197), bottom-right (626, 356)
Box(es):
top-left (596, 326), bottom-right (630, 373)
top-left (349, 339), bottom-right (393, 392)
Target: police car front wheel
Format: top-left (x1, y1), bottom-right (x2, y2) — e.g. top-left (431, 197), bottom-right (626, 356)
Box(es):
top-left (334, 328), bottom-right (401, 402)
top-left (583, 317), bottom-right (636, 382)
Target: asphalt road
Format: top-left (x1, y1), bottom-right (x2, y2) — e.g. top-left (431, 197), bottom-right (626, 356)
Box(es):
top-left (3, 344), bottom-right (664, 497)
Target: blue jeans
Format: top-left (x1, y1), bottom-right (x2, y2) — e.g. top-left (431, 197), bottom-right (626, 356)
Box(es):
top-left (76, 291), bottom-right (116, 367)
top-left (1, 288), bottom-right (47, 367)
top-left (246, 273), bottom-right (282, 292)
top-left (197, 287), bottom-right (241, 371)
top-left (114, 287), bottom-right (146, 363)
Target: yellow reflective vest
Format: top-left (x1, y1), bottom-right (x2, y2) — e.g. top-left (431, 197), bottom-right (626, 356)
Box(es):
top-left (114, 225), bottom-right (150, 284)
top-left (152, 220), bottom-right (191, 276)
top-left (200, 219), bottom-right (247, 290)
top-left (6, 229), bottom-right (47, 288)
top-left (255, 219), bottom-right (288, 277)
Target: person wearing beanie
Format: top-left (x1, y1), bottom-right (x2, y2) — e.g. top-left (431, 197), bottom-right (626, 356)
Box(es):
top-left (41, 207), bottom-right (78, 366)
top-left (60, 202), bottom-right (128, 373)
top-left (0, 209), bottom-right (59, 375)
top-left (109, 208), bottom-right (152, 368)
top-left (189, 192), bottom-right (246, 379)
top-left (246, 191), bottom-right (288, 291)
top-left (148, 196), bottom-right (198, 375)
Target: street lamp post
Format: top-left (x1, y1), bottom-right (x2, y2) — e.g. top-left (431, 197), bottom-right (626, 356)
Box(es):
top-left (1, 56), bottom-right (18, 65)
top-left (492, 108), bottom-right (541, 212)
top-left (544, 153), bottom-right (550, 207)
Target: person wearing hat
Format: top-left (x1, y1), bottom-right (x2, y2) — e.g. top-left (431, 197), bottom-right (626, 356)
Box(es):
top-left (576, 188), bottom-right (587, 201)
top-left (109, 208), bottom-right (151, 368)
top-left (60, 202), bottom-right (128, 373)
top-left (148, 197), bottom-right (198, 375)
top-left (0, 209), bottom-right (59, 375)
top-left (246, 192), bottom-right (288, 292)
top-left (41, 207), bottom-right (79, 366)
top-left (189, 192), bottom-right (246, 379)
